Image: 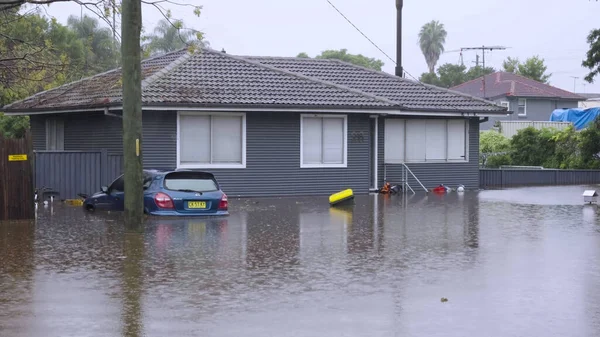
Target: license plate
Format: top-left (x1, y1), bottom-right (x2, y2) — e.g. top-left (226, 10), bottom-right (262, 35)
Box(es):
top-left (188, 201), bottom-right (206, 209)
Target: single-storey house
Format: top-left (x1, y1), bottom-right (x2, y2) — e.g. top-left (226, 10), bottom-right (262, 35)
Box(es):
top-left (450, 71), bottom-right (585, 130)
top-left (1, 48), bottom-right (508, 197)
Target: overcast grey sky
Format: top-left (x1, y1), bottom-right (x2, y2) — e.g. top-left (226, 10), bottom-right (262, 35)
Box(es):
top-left (41, 0), bottom-right (600, 93)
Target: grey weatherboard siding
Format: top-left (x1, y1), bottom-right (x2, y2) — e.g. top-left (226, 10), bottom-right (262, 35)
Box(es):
top-left (480, 97), bottom-right (580, 130)
top-left (143, 111), bottom-right (371, 197)
top-left (30, 111), bottom-right (481, 196)
top-left (31, 112), bottom-right (123, 154)
top-left (377, 117), bottom-right (481, 190)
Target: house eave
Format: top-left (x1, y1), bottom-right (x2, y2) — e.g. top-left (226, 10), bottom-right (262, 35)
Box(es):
top-left (2, 102), bottom-right (508, 117)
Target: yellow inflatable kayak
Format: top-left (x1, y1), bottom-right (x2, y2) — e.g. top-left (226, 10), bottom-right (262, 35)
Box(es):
top-left (329, 189), bottom-right (354, 206)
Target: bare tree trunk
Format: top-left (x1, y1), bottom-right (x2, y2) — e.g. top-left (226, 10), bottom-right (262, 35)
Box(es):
top-left (121, 0), bottom-right (143, 231)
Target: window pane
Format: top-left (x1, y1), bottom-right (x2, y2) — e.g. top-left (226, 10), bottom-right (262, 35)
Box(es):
top-left (384, 119), bottom-right (405, 163)
top-left (164, 172), bottom-right (218, 192)
top-left (56, 119), bottom-right (65, 151)
top-left (447, 120), bottom-right (466, 161)
top-left (425, 120), bottom-right (446, 160)
top-left (110, 176), bottom-right (124, 192)
top-left (405, 120), bottom-right (426, 162)
top-left (212, 116), bottom-right (242, 163)
top-left (180, 115), bottom-right (210, 164)
top-left (303, 117), bottom-right (322, 164)
top-left (322, 117), bottom-right (344, 164)
top-left (46, 119), bottom-right (56, 151)
top-left (518, 99), bottom-right (526, 115)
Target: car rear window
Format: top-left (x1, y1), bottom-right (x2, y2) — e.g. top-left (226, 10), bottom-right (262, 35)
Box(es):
top-left (164, 172), bottom-right (218, 192)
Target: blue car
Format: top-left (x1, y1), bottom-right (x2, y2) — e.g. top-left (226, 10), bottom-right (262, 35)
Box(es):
top-left (83, 169), bottom-right (229, 216)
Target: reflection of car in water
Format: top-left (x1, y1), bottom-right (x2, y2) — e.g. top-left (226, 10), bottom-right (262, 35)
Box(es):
top-left (83, 169), bottom-right (229, 216)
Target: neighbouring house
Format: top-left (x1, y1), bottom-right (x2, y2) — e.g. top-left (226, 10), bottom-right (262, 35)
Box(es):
top-left (450, 72), bottom-right (585, 130)
top-left (1, 48), bottom-right (508, 198)
top-left (577, 93), bottom-right (600, 108)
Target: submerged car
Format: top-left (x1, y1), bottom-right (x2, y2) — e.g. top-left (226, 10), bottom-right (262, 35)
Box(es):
top-left (83, 169), bottom-right (229, 216)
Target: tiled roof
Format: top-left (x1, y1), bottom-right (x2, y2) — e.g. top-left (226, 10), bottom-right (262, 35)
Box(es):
top-left (2, 48), bottom-right (507, 114)
top-left (245, 56), bottom-right (504, 112)
top-left (450, 71), bottom-right (586, 101)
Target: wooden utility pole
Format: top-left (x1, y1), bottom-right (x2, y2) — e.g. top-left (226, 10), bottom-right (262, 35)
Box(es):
top-left (121, 0), bottom-right (144, 231)
top-left (395, 0), bottom-right (403, 77)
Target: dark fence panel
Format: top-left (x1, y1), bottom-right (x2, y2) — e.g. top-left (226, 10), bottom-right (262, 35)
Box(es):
top-left (107, 154), bottom-right (124, 184)
top-left (34, 151), bottom-right (124, 200)
top-left (0, 133), bottom-right (34, 220)
top-left (481, 169), bottom-right (600, 188)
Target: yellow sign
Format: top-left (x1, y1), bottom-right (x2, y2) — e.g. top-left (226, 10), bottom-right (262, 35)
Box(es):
top-left (136, 138), bottom-right (140, 157)
top-left (8, 154), bottom-right (27, 161)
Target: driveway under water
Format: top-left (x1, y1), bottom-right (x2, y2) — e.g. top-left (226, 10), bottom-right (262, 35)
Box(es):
top-left (2, 185), bottom-right (600, 337)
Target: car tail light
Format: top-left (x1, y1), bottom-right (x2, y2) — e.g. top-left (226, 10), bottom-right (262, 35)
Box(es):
top-left (155, 192), bottom-right (174, 209)
top-left (218, 193), bottom-right (228, 210)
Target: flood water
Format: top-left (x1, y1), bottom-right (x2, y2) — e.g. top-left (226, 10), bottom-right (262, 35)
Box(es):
top-left (2, 185), bottom-right (600, 336)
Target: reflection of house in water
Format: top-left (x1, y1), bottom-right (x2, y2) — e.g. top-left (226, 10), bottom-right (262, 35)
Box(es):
top-left (297, 193), bottom-right (480, 261)
top-left (381, 192), bottom-right (480, 253)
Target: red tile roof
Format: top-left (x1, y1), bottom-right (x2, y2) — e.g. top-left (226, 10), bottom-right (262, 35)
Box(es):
top-left (450, 71), bottom-right (585, 100)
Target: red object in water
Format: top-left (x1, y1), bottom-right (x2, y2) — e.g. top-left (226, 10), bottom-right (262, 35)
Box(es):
top-left (432, 185), bottom-right (447, 194)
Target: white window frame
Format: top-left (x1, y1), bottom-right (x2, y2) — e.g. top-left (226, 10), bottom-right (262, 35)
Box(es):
top-left (518, 98), bottom-right (527, 117)
top-left (384, 118), bottom-right (469, 164)
top-left (176, 111), bottom-right (247, 169)
top-left (300, 114), bottom-right (348, 168)
top-left (499, 101), bottom-right (510, 110)
top-left (45, 117), bottom-right (64, 151)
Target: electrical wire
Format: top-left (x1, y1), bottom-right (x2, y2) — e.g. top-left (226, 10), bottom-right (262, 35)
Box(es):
top-left (323, 0), bottom-right (487, 112)
top-left (324, 0), bottom-right (395, 65)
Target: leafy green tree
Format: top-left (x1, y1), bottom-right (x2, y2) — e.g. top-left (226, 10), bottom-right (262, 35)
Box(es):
top-left (583, 29), bottom-right (600, 83)
top-left (418, 20), bottom-right (447, 74)
top-left (479, 131), bottom-right (511, 168)
top-left (0, 8), bottom-right (88, 137)
top-left (297, 49), bottom-right (384, 71)
top-left (419, 63), bottom-right (495, 88)
top-left (552, 126), bottom-right (583, 169)
top-left (143, 19), bottom-right (206, 56)
top-left (0, 113), bottom-right (29, 138)
top-left (67, 14), bottom-right (120, 75)
top-left (501, 56), bottom-right (551, 83)
top-left (518, 56), bottom-right (551, 83)
top-left (510, 127), bottom-right (557, 167)
top-left (578, 116), bottom-right (600, 168)
top-left (465, 66), bottom-right (495, 80)
top-left (502, 57), bottom-right (520, 73)
top-left (419, 72), bottom-right (442, 86)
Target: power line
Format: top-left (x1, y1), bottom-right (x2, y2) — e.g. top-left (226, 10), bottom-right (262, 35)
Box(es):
top-left (322, 0), bottom-right (502, 113)
top-left (324, 0), bottom-right (395, 65)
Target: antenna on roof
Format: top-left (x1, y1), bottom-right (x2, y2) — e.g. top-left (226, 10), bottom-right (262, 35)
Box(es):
top-left (450, 46), bottom-right (508, 98)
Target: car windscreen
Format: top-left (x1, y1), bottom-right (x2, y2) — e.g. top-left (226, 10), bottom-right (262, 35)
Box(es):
top-left (164, 172), bottom-right (218, 193)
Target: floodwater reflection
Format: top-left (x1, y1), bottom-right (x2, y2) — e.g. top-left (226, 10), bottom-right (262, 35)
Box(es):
top-left (2, 187), bottom-right (600, 336)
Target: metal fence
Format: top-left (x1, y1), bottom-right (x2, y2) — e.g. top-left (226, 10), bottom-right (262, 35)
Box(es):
top-left (480, 168), bottom-right (600, 188)
top-left (34, 150), bottom-right (123, 200)
top-left (498, 121), bottom-right (572, 138)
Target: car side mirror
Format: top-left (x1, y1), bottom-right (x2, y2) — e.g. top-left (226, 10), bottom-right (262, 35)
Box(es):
top-left (101, 186), bottom-right (108, 193)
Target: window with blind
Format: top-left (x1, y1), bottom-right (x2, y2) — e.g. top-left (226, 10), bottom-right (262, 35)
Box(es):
top-left (384, 118), bottom-right (468, 163)
top-left (177, 112), bottom-right (246, 168)
top-left (46, 118), bottom-right (64, 151)
top-left (301, 115), bottom-right (347, 168)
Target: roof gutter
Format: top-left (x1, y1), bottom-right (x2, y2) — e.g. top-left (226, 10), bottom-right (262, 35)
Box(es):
top-left (104, 107), bottom-right (122, 119)
top-left (2, 104), bottom-right (510, 117)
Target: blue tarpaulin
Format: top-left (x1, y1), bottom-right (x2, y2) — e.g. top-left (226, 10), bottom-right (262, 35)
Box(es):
top-left (549, 107), bottom-right (600, 130)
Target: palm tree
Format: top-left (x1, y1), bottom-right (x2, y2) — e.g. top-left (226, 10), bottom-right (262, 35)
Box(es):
top-left (67, 14), bottom-right (120, 75)
top-left (418, 20), bottom-right (447, 74)
top-left (143, 19), bottom-right (208, 56)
